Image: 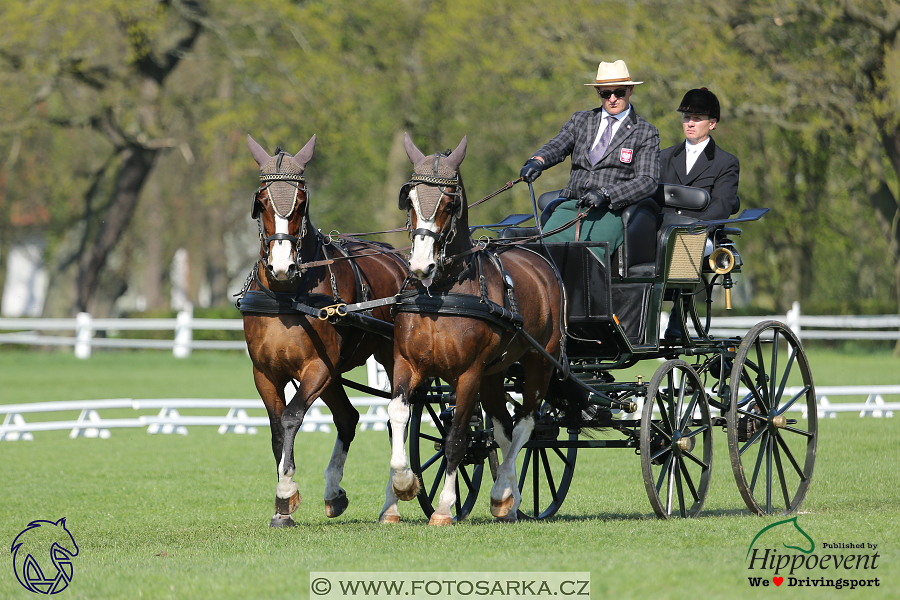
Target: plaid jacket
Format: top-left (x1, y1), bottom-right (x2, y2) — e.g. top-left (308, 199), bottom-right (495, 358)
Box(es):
top-left (534, 106), bottom-right (660, 206)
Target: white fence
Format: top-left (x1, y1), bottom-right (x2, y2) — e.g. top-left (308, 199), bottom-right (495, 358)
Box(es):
top-left (1, 301), bottom-right (899, 359)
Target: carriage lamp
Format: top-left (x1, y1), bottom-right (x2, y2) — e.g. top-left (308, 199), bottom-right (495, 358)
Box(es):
top-left (709, 245), bottom-right (739, 310)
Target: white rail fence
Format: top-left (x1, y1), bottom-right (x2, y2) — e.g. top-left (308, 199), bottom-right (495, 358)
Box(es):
top-left (1, 303), bottom-right (898, 442)
top-left (1, 301), bottom-right (899, 359)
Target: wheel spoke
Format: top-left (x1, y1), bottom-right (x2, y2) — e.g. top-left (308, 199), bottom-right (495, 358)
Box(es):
top-left (428, 458), bottom-right (447, 502)
top-left (552, 446), bottom-right (574, 467)
top-left (418, 432), bottom-right (443, 445)
top-left (675, 460), bottom-right (687, 517)
top-left (774, 430), bottom-right (809, 480)
top-left (777, 385), bottom-right (811, 416)
top-left (772, 440), bottom-right (791, 510)
top-left (679, 392), bottom-right (700, 432)
top-left (766, 430), bottom-right (774, 513)
top-left (650, 445), bottom-right (671, 464)
top-left (532, 450), bottom-right (540, 515)
top-left (748, 432), bottom-right (768, 494)
top-left (655, 453), bottom-right (674, 494)
top-left (518, 448), bottom-right (532, 491)
top-left (650, 420), bottom-right (673, 442)
top-left (540, 448), bottom-right (559, 504)
top-left (678, 458), bottom-right (701, 503)
top-left (739, 423), bottom-right (767, 455)
top-left (754, 338), bottom-right (771, 410)
top-left (783, 425), bottom-right (815, 438)
top-left (458, 464), bottom-right (475, 495)
top-left (769, 330), bottom-right (780, 407)
top-left (420, 448), bottom-right (444, 472)
top-left (773, 346), bottom-right (799, 411)
top-left (425, 403), bottom-right (448, 437)
top-left (656, 394), bottom-right (674, 434)
top-left (682, 447), bottom-right (710, 470)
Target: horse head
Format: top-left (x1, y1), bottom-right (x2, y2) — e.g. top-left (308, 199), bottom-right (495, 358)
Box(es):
top-left (399, 133), bottom-right (468, 286)
top-left (247, 134), bottom-right (316, 282)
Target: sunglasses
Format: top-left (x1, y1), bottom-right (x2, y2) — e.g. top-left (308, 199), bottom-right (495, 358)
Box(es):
top-left (598, 88), bottom-right (629, 100)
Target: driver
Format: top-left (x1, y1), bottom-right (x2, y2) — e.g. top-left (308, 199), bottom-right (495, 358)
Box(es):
top-left (519, 59), bottom-right (659, 252)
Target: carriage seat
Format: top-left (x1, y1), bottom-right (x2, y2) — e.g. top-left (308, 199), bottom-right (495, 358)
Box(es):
top-left (499, 190), bottom-right (662, 276)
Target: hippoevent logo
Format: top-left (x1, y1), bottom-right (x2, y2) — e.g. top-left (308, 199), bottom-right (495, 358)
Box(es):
top-left (10, 518), bottom-right (79, 594)
top-left (745, 517), bottom-right (880, 590)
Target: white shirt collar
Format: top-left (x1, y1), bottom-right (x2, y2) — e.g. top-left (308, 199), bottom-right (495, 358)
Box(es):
top-left (685, 137), bottom-right (711, 154)
top-left (602, 106), bottom-right (631, 122)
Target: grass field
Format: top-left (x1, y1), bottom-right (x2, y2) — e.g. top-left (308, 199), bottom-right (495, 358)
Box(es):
top-left (1, 349), bottom-right (898, 599)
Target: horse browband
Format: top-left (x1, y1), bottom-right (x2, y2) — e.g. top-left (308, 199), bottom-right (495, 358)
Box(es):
top-left (260, 172), bottom-right (306, 183)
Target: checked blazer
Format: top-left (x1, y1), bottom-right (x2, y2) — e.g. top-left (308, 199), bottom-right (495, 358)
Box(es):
top-left (659, 137), bottom-right (740, 220)
top-left (534, 106), bottom-right (660, 207)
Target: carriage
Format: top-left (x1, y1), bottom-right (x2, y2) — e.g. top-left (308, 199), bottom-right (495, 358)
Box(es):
top-left (400, 182), bottom-right (817, 522)
top-left (238, 134), bottom-right (817, 526)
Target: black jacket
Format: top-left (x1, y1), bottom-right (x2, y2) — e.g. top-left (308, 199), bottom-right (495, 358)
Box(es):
top-left (659, 137), bottom-right (739, 220)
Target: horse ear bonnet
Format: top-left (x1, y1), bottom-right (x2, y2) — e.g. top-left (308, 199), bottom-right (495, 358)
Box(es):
top-left (401, 153), bottom-right (458, 220)
top-left (260, 152), bottom-right (304, 218)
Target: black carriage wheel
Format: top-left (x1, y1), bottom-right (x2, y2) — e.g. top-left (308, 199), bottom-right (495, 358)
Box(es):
top-left (726, 320), bottom-right (817, 516)
top-left (640, 360), bottom-right (713, 519)
top-left (409, 381), bottom-right (497, 521)
top-left (495, 402), bottom-right (577, 521)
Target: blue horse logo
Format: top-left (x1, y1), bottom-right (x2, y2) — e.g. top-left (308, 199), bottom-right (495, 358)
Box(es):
top-left (11, 518), bottom-right (79, 594)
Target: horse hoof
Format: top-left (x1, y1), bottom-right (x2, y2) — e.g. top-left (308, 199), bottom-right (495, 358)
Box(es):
top-left (325, 490), bottom-right (349, 518)
top-left (491, 495), bottom-right (515, 518)
top-left (378, 511), bottom-right (401, 524)
top-left (495, 514), bottom-right (518, 524)
top-left (392, 474), bottom-right (420, 502)
top-left (275, 490), bottom-right (301, 515)
top-left (270, 514), bottom-right (296, 528)
top-left (429, 513), bottom-right (453, 526)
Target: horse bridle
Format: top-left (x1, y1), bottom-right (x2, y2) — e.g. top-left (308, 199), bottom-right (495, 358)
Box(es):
top-left (399, 156), bottom-right (465, 275)
top-left (251, 152), bottom-right (312, 279)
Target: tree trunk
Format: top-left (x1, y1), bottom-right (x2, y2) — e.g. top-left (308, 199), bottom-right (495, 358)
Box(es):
top-left (75, 145), bottom-right (159, 313)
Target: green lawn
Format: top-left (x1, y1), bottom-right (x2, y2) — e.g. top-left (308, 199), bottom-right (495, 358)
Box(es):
top-left (1, 349), bottom-right (898, 599)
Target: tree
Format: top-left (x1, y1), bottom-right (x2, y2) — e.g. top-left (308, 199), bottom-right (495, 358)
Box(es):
top-left (0, 0), bottom-right (209, 315)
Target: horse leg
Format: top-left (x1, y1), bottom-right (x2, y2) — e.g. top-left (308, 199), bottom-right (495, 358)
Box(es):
top-left (429, 371), bottom-right (481, 526)
top-left (275, 367), bottom-right (330, 525)
top-left (252, 368), bottom-right (296, 528)
top-left (386, 359), bottom-right (423, 504)
top-left (319, 383), bottom-right (359, 518)
top-left (490, 353), bottom-right (553, 520)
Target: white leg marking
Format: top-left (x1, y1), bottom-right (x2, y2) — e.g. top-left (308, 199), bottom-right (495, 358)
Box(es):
top-left (387, 395), bottom-right (416, 492)
top-left (491, 415), bottom-right (535, 512)
top-left (277, 453), bottom-right (299, 499)
top-left (434, 467), bottom-right (458, 518)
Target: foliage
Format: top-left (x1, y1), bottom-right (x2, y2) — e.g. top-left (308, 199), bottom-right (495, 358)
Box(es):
top-left (1, 0), bottom-right (899, 317)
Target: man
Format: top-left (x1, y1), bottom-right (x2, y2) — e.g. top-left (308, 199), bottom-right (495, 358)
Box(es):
top-left (520, 60), bottom-right (660, 252)
top-left (659, 88), bottom-right (739, 221)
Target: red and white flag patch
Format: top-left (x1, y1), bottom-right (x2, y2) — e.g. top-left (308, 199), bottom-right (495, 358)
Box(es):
top-left (620, 148), bottom-right (633, 163)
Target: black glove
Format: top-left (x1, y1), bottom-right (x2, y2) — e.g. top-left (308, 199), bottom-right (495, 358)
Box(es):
top-left (520, 158), bottom-right (544, 183)
top-left (579, 188), bottom-right (609, 209)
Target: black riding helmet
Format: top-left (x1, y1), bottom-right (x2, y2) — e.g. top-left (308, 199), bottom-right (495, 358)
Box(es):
top-left (676, 88), bottom-right (720, 121)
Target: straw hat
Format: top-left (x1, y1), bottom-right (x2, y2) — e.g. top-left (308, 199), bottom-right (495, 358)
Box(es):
top-left (584, 60), bottom-right (643, 87)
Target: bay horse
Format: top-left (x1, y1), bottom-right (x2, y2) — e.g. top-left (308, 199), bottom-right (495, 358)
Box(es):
top-left (380, 134), bottom-right (564, 525)
top-left (239, 134), bottom-right (408, 527)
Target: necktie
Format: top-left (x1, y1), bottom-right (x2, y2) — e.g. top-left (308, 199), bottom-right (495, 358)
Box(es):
top-left (590, 116), bottom-right (616, 166)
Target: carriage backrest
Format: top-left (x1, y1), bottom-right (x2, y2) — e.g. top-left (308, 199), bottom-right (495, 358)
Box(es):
top-left (653, 183), bottom-right (710, 211)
